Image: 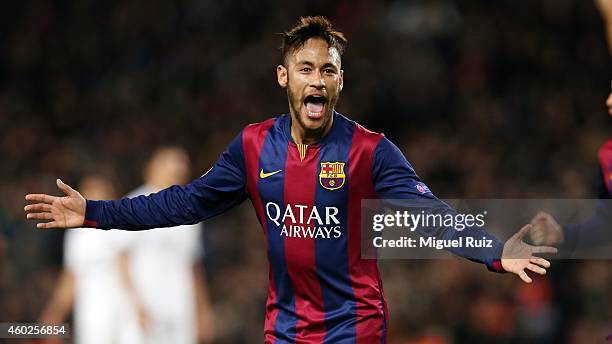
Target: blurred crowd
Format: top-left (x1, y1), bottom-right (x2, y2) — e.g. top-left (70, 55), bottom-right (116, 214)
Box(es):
top-left (0, 0), bottom-right (610, 343)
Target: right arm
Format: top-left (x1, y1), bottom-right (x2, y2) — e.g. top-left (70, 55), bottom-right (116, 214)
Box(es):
top-left (25, 132), bottom-right (248, 230)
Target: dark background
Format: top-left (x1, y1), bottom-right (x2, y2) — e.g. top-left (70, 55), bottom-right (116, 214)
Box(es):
top-left (0, 1), bottom-right (610, 343)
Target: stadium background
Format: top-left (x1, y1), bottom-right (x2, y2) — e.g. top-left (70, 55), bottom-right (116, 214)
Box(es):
top-left (0, 1), bottom-right (610, 343)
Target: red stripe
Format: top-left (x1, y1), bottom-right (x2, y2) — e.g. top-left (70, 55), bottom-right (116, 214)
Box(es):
top-left (242, 119), bottom-right (277, 341)
top-left (598, 139), bottom-right (612, 194)
top-left (82, 219), bottom-right (98, 228)
top-left (347, 124), bottom-right (387, 343)
top-left (283, 143), bottom-right (327, 343)
top-left (491, 259), bottom-right (504, 273)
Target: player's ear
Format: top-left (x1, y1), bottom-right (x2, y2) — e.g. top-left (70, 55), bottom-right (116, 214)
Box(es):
top-left (339, 69), bottom-right (344, 92)
top-left (277, 65), bottom-right (288, 88)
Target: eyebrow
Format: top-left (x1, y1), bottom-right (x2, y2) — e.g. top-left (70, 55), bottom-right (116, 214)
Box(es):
top-left (295, 61), bottom-right (339, 70)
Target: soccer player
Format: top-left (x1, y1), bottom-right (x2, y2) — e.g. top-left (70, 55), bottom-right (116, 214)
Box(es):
top-left (530, 88), bottom-right (612, 248)
top-left (115, 147), bottom-right (214, 344)
top-left (39, 175), bottom-right (126, 344)
top-left (25, 16), bottom-right (556, 343)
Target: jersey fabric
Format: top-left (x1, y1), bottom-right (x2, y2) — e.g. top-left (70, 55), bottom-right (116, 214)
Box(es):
top-left (84, 112), bottom-right (505, 343)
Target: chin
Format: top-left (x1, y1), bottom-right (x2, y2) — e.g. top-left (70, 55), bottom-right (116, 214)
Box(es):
top-left (300, 111), bottom-right (330, 131)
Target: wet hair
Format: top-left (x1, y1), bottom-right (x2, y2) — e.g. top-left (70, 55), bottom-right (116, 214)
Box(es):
top-left (280, 16), bottom-right (347, 65)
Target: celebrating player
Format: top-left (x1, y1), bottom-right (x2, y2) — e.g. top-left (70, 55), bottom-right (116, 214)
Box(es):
top-left (25, 17), bottom-right (556, 343)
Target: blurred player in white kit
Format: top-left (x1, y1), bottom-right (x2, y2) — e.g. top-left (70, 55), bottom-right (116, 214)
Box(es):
top-left (116, 146), bottom-right (215, 344)
top-left (41, 148), bottom-right (215, 344)
top-left (40, 175), bottom-right (127, 344)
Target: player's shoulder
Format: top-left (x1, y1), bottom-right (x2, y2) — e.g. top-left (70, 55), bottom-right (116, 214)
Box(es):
top-left (244, 116), bottom-right (278, 132)
top-left (241, 115), bottom-right (284, 143)
top-left (337, 113), bottom-right (385, 147)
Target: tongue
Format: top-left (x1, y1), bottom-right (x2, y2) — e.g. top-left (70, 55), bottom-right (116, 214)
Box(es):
top-left (306, 102), bottom-right (324, 114)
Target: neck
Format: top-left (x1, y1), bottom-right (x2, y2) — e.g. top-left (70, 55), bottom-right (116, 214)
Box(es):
top-left (290, 113), bottom-right (334, 145)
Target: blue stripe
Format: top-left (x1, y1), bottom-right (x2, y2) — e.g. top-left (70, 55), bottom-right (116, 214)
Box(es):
top-left (315, 119), bottom-right (357, 343)
top-left (258, 117), bottom-right (298, 343)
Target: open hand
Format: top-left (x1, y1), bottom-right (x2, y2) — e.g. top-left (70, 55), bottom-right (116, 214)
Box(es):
top-left (501, 224), bottom-right (558, 283)
top-left (24, 179), bottom-right (86, 229)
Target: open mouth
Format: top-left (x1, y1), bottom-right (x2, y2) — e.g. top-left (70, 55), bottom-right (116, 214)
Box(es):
top-left (303, 95), bottom-right (326, 119)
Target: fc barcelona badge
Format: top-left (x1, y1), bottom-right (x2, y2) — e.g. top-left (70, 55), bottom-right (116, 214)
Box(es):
top-left (320, 162), bottom-right (346, 190)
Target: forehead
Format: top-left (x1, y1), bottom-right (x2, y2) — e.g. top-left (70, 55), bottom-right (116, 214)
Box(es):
top-left (287, 38), bottom-right (341, 67)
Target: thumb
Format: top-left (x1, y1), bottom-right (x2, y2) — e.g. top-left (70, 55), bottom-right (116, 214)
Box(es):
top-left (56, 178), bottom-right (77, 196)
top-left (515, 224), bottom-right (532, 240)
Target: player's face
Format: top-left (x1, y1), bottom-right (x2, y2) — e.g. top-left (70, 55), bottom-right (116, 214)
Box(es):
top-left (606, 91), bottom-right (612, 117)
top-left (277, 38), bottom-right (344, 141)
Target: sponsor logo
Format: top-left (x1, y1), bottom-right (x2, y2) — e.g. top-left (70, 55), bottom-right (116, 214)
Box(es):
top-left (265, 202), bottom-right (342, 239)
top-left (260, 169), bottom-right (283, 179)
top-left (319, 162), bottom-right (346, 190)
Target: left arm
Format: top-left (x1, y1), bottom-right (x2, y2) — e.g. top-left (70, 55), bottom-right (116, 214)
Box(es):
top-left (373, 137), bottom-right (556, 281)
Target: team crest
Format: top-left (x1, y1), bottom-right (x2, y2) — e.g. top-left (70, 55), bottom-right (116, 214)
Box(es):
top-left (415, 182), bottom-right (431, 194)
top-left (319, 162), bottom-right (346, 190)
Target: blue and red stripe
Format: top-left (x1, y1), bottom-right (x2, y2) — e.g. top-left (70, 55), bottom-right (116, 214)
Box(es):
top-left (283, 142), bottom-right (326, 342)
top-left (347, 123), bottom-right (387, 343)
top-left (315, 126), bottom-right (358, 343)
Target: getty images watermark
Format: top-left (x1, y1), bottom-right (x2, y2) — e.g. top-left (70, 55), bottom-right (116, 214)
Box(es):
top-left (361, 199), bottom-right (612, 260)
top-left (372, 209), bottom-right (491, 249)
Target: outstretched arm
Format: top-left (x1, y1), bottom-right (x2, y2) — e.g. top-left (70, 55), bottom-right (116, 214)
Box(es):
top-left (373, 137), bottom-right (556, 283)
top-left (530, 201), bottom-right (612, 250)
top-left (25, 132), bottom-right (247, 230)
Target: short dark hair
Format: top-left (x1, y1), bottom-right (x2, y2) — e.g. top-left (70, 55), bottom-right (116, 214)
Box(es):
top-left (281, 16), bottom-right (347, 65)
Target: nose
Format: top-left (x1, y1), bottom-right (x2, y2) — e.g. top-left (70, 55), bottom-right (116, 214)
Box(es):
top-left (309, 70), bottom-right (325, 89)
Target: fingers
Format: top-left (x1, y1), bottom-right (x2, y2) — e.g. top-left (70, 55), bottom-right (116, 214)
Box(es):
top-left (25, 194), bottom-right (56, 204)
top-left (37, 221), bottom-right (59, 229)
top-left (530, 257), bottom-right (551, 268)
top-left (526, 263), bottom-right (547, 275)
top-left (515, 224), bottom-right (532, 239)
top-left (26, 212), bottom-right (54, 220)
top-left (24, 203), bottom-right (53, 213)
top-left (518, 270), bottom-right (532, 283)
top-left (532, 246), bottom-right (558, 254)
top-left (56, 179), bottom-right (77, 196)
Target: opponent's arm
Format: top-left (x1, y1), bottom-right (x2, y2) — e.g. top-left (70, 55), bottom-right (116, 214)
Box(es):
top-left (193, 263), bottom-right (215, 344)
top-left (373, 137), bottom-right (556, 282)
top-left (531, 173), bottom-right (612, 249)
top-left (39, 269), bottom-right (75, 324)
top-left (25, 132), bottom-right (248, 230)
